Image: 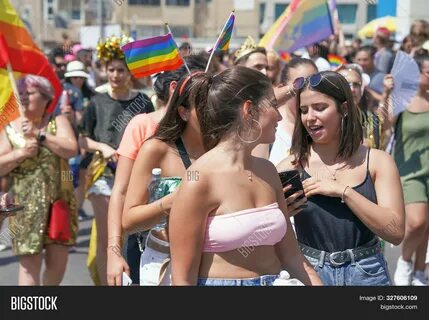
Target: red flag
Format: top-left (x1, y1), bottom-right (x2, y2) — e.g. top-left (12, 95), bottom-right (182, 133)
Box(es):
top-left (0, 34), bottom-right (10, 64)
top-left (0, 0), bottom-right (61, 113)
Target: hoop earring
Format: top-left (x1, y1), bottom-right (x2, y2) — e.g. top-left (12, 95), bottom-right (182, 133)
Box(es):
top-left (237, 119), bottom-right (262, 144)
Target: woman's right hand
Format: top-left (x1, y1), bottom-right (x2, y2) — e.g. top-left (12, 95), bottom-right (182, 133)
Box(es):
top-left (383, 74), bottom-right (394, 96)
top-left (282, 184), bottom-right (307, 216)
top-left (21, 138), bottom-right (39, 159)
top-left (159, 190), bottom-right (179, 215)
top-left (107, 245), bottom-right (130, 286)
top-left (98, 143), bottom-right (116, 159)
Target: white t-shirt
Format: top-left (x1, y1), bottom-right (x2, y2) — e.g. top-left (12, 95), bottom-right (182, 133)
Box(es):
top-left (269, 125), bottom-right (292, 166)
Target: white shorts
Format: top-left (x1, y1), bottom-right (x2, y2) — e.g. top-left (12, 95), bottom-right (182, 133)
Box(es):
top-left (426, 239), bottom-right (429, 265)
top-left (88, 176), bottom-right (114, 197)
top-left (139, 232), bottom-right (171, 286)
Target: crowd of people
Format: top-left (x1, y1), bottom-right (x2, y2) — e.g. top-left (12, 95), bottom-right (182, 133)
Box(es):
top-left (0, 19), bottom-right (429, 286)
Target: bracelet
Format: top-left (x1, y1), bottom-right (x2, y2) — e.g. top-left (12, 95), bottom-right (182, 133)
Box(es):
top-left (341, 185), bottom-right (350, 203)
top-left (159, 199), bottom-right (169, 216)
top-left (107, 244), bottom-right (122, 255)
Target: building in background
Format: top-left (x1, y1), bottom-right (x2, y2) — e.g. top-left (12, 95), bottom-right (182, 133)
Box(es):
top-left (8, 0), bottom-right (429, 50)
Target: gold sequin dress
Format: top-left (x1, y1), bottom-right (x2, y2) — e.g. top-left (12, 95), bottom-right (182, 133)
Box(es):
top-left (5, 119), bottom-right (78, 255)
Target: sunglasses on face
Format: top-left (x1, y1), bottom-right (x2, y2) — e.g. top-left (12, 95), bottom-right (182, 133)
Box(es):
top-left (349, 82), bottom-right (362, 89)
top-left (292, 73), bottom-right (340, 91)
top-left (55, 63), bottom-right (66, 69)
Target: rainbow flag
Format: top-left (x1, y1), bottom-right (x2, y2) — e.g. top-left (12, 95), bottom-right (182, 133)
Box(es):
top-left (259, 0), bottom-right (334, 53)
top-left (121, 33), bottom-right (183, 79)
top-left (211, 12), bottom-right (235, 53)
top-left (0, 34), bottom-right (20, 130)
top-left (327, 53), bottom-right (346, 68)
top-left (279, 50), bottom-right (292, 63)
top-left (0, 0), bottom-right (61, 116)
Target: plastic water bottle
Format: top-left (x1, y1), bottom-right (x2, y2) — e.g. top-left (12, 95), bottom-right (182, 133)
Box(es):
top-left (148, 168), bottom-right (166, 232)
top-left (59, 90), bottom-right (70, 114)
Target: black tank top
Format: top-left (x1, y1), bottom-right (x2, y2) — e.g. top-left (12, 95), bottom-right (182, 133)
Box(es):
top-left (295, 149), bottom-right (378, 252)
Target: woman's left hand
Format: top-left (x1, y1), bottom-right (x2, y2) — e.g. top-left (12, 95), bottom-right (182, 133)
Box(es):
top-left (0, 192), bottom-right (14, 208)
top-left (302, 177), bottom-right (344, 198)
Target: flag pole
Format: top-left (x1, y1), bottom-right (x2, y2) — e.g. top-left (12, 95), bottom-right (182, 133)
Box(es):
top-left (165, 23), bottom-right (191, 75)
top-left (4, 62), bottom-right (24, 118)
top-left (0, 34), bottom-right (24, 118)
top-left (205, 10), bottom-right (234, 73)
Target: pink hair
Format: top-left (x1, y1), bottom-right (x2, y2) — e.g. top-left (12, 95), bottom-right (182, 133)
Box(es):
top-left (17, 75), bottom-right (54, 101)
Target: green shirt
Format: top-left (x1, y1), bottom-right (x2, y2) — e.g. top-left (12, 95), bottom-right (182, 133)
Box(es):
top-left (393, 109), bottom-right (429, 180)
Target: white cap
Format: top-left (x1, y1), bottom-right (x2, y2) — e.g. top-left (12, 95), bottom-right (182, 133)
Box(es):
top-left (152, 168), bottom-right (162, 176)
top-left (64, 61), bottom-right (89, 79)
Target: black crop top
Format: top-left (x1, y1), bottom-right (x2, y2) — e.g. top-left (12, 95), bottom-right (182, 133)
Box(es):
top-left (295, 149), bottom-right (378, 252)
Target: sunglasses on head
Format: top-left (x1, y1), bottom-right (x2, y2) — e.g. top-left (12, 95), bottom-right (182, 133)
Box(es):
top-left (292, 73), bottom-right (340, 91)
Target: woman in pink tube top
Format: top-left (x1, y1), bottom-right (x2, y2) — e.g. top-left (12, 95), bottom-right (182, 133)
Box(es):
top-left (169, 66), bottom-right (323, 286)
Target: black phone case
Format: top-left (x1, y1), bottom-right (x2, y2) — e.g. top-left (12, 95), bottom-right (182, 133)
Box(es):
top-left (278, 170), bottom-right (304, 198)
top-left (0, 205), bottom-right (24, 215)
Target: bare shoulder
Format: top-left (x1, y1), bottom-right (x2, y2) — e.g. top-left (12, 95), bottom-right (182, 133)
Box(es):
top-left (369, 148), bottom-right (396, 168)
top-left (367, 148), bottom-right (399, 180)
top-left (136, 138), bottom-right (168, 162)
top-left (0, 129), bottom-right (12, 156)
top-left (276, 154), bottom-right (299, 172)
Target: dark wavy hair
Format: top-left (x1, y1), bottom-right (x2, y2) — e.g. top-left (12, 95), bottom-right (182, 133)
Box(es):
top-left (291, 71), bottom-right (363, 165)
top-left (190, 66), bottom-right (273, 150)
top-left (280, 57), bottom-right (317, 84)
top-left (152, 55), bottom-right (208, 144)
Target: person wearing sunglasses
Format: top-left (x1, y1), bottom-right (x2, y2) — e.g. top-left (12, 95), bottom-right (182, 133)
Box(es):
top-left (338, 63), bottom-right (392, 150)
top-left (276, 71), bottom-right (405, 286)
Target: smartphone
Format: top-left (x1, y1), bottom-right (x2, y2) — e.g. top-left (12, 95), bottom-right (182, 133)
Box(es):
top-left (122, 272), bottom-right (132, 286)
top-left (0, 205), bottom-right (24, 217)
top-left (278, 170), bottom-right (305, 199)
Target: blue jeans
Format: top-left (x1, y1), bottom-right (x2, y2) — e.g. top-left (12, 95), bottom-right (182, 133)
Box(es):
top-left (305, 252), bottom-right (391, 286)
top-left (197, 274), bottom-right (278, 286)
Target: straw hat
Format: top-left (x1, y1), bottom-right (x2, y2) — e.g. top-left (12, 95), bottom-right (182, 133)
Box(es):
top-left (64, 61), bottom-right (89, 78)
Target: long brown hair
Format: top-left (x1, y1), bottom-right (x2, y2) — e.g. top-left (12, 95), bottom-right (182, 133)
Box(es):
top-left (291, 71), bottom-right (363, 165)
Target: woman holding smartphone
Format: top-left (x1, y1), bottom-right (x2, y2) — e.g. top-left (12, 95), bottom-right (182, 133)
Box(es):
top-left (277, 71), bottom-right (405, 286)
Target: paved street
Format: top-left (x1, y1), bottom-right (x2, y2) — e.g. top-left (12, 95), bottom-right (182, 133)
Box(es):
top-left (0, 200), bottom-right (401, 285)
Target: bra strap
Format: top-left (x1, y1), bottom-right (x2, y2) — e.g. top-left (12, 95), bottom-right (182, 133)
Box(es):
top-left (366, 148), bottom-right (371, 172)
top-left (174, 137), bottom-right (192, 169)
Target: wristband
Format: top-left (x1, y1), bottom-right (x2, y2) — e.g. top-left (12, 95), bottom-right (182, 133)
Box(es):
top-left (159, 199), bottom-right (169, 216)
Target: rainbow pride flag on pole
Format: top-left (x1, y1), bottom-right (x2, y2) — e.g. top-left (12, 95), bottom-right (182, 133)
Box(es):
top-left (259, 0), bottom-right (334, 53)
top-left (210, 11), bottom-right (235, 53)
top-left (0, 0), bottom-right (61, 121)
top-left (327, 53), bottom-right (346, 68)
top-left (206, 11), bottom-right (235, 72)
top-left (122, 33), bottom-right (184, 78)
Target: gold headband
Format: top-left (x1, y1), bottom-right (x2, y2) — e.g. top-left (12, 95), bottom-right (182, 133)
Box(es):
top-left (234, 36), bottom-right (259, 62)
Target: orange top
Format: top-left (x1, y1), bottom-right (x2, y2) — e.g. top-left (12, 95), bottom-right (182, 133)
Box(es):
top-left (116, 113), bottom-right (159, 160)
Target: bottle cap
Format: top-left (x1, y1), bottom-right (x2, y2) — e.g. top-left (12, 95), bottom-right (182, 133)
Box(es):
top-left (152, 168), bottom-right (162, 176)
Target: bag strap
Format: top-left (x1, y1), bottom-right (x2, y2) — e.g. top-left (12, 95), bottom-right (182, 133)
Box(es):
top-left (174, 137), bottom-right (192, 169)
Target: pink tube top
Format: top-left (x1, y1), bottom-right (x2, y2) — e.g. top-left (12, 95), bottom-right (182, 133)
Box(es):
top-left (203, 202), bottom-right (287, 253)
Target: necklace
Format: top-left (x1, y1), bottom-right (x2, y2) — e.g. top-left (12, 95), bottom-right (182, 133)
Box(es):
top-left (322, 163), bottom-right (339, 180)
top-left (247, 170), bottom-right (253, 181)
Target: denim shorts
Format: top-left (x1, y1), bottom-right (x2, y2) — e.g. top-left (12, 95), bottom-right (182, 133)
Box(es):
top-left (197, 274), bottom-right (278, 286)
top-left (305, 252), bottom-right (391, 286)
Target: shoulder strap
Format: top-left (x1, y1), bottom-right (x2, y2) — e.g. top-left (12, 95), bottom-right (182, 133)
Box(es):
top-left (366, 148), bottom-right (371, 172)
top-left (174, 137), bottom-right (192, 169)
